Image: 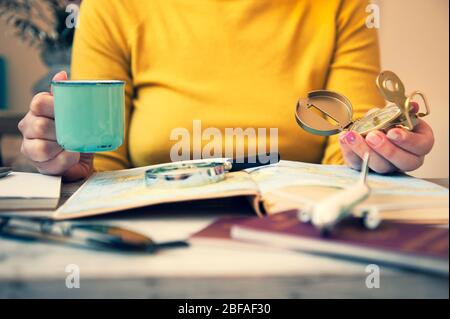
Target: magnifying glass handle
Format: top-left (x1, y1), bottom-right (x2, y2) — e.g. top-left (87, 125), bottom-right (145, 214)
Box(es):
top-left (229, 152), bottom-right (280, 172)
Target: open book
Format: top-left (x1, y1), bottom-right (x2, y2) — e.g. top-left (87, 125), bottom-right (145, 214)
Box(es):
top-left (47, 160), bottom-right (449, 222)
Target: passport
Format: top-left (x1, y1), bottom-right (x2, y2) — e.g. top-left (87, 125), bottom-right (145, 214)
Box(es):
top-left (192, 211), bottom-right (449, 276)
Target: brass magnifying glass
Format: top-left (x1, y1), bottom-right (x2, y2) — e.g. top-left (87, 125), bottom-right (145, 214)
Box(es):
top-left (295, 70), bottom-right (430, 137)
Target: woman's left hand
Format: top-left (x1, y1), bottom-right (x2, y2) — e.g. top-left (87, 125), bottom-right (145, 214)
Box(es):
top-left (338, 103), bottom-right (434, 174)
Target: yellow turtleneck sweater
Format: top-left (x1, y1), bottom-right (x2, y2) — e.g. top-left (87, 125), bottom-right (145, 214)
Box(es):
top-left (71, 0), bottom-right (384, 171)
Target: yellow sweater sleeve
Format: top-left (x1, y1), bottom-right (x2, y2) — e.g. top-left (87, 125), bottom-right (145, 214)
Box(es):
top-left (322, 0), bottom-right (385, 165)
top-left (71, 0), bottom-right (133, 171)
top-left (71, 0), bottom-right (384, 170)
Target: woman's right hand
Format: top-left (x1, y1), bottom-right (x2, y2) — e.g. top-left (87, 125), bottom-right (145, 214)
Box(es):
top-left (18, 71), bottom-right (94, 181)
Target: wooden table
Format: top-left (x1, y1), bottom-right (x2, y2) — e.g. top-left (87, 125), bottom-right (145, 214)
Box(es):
top-left (0, 180), bottom-right (448, 299)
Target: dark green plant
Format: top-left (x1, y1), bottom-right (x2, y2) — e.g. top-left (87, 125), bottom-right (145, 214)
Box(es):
top-left (0, 0), bottom-right (80, 50)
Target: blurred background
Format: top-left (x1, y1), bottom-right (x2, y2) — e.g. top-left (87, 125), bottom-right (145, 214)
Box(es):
top-left (0, 0), bottom-right (448, 177)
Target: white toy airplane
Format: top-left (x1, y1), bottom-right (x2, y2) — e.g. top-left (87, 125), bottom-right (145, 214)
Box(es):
top-left (298, 153), bottom-right (381, 235)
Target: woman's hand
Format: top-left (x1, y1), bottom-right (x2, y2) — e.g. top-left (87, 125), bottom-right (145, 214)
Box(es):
top-left (338, 103), bottom-right (434, 174)
top-left (18, 71), bottom-right (94, 181)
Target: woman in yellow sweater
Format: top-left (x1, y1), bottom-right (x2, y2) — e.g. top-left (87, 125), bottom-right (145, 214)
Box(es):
top-left (18, 0), bottom-right (434, 181)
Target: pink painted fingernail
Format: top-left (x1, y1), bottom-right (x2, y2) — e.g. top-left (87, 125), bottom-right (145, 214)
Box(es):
top-left (387, 129), bottom-right (402, 141)
top-left (366, 132), bottom-right (383, 147)
top-left (344, 131), bottom-right (357, 145)
top-left (409, 101), bottom-right (419, 113)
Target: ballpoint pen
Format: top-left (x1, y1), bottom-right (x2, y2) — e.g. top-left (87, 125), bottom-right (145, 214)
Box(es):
top-left (0, 216), bottom-right (189, 253)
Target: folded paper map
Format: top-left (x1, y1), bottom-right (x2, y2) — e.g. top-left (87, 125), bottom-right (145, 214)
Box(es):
top-left (250, 161), bottom-right (449, 224)
top-left (7, 160), bottom-right (448, 222)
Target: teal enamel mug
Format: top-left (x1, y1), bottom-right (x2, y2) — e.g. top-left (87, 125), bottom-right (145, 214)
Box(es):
top-left (51, 80), bottom-right (125, 153)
